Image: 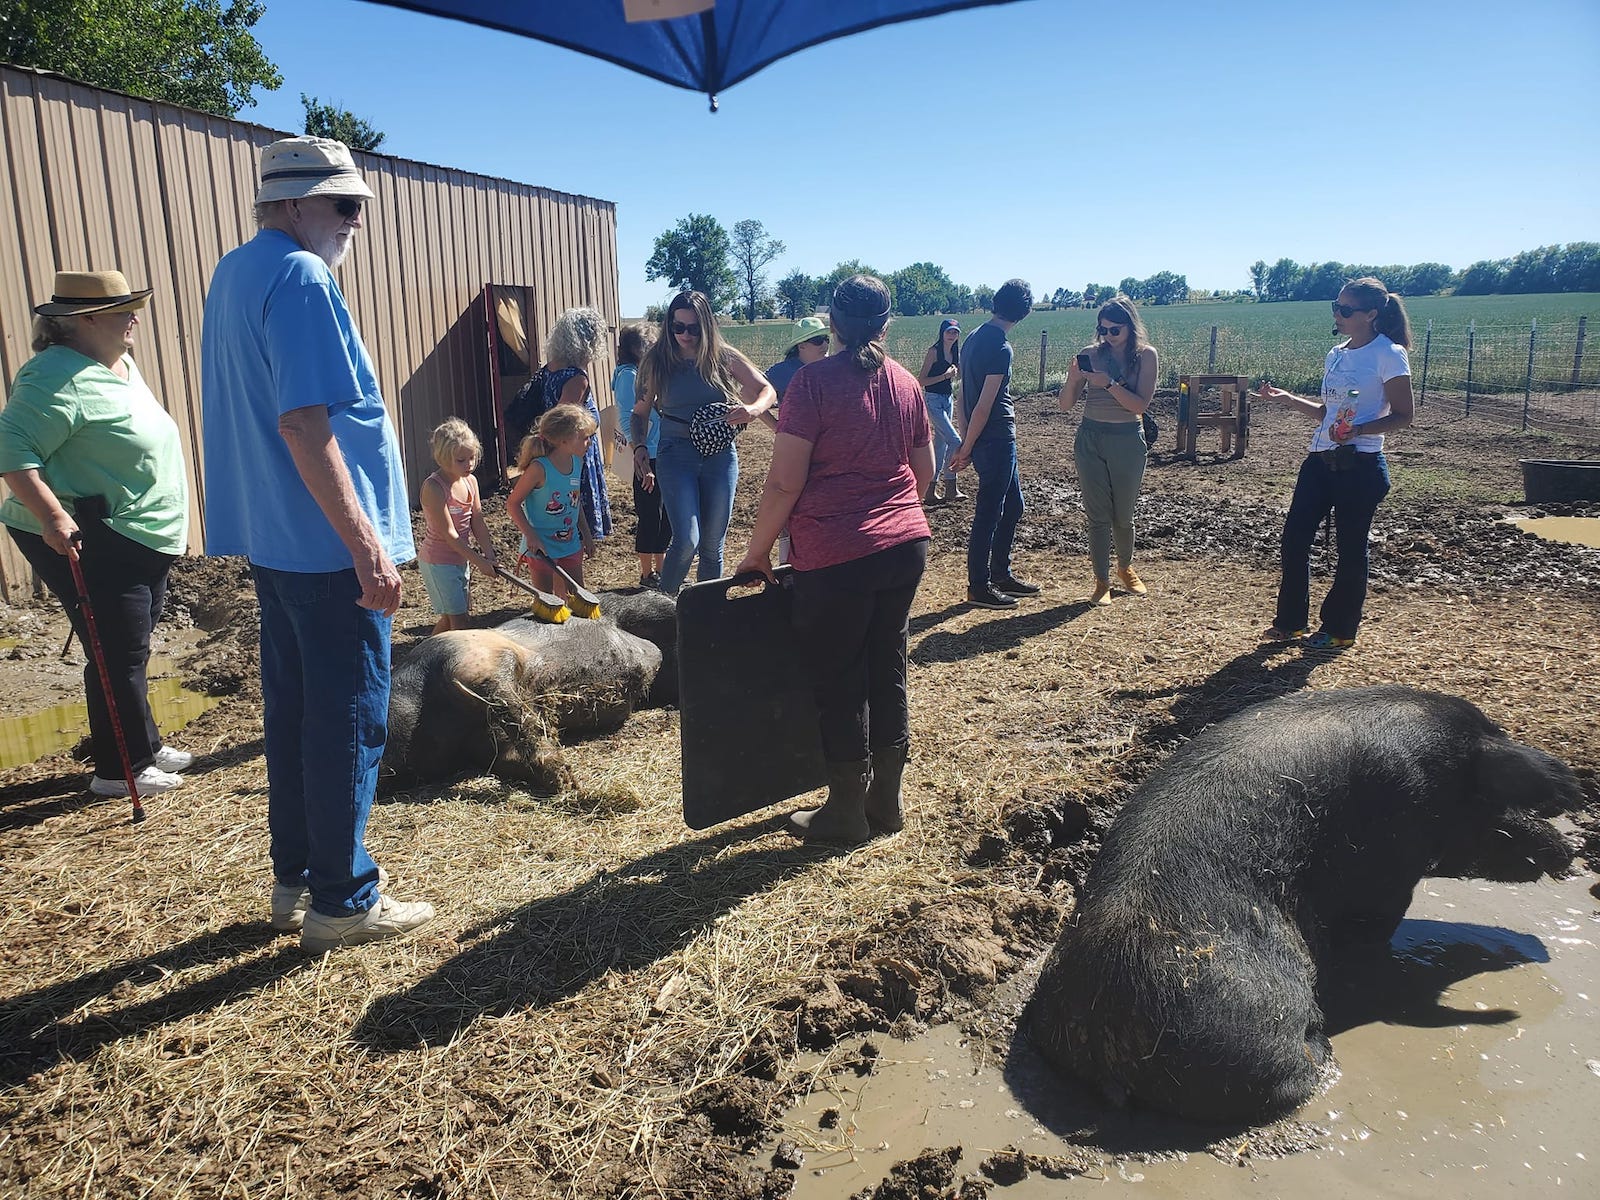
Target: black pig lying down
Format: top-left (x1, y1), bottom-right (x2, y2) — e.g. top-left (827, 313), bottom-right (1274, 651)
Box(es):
top-left (382, 589), bottom-right (678, 790)
top-left (1024, 685), bottom-right (1581, 1126)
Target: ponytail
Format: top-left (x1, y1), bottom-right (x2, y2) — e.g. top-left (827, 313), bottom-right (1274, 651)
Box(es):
top-left (1344, 276), bottom-right (1412, 349)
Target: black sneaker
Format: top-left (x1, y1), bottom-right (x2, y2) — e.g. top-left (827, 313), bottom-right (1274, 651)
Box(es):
top-left (967, 585), bottom-right (1019, 609)
top-left (994, 575), bottom-right (1041, 596)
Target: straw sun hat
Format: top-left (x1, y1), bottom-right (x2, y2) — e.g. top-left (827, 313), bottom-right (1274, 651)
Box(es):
top-left (33, 270), bottom-right (153, 317)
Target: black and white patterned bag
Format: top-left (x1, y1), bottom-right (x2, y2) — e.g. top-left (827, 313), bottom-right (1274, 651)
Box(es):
top-left (689, 402), bottom-right (742, 458)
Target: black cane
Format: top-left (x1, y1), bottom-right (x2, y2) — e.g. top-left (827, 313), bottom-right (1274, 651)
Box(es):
top-left (67, 536), bottom-right (144, 823)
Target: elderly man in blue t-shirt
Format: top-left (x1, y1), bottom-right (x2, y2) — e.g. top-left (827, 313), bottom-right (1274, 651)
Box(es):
top-left (201, 136), bottom-right (433, 952)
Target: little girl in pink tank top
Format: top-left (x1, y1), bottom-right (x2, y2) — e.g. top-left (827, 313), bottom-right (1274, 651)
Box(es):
top-left (418, 419), bottom-right (498, 633)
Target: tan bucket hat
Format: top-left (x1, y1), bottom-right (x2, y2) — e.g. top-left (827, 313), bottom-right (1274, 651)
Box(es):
top-left (256, 136), bottom-right (375, 204)
top-left (34, 270), bottom-right (153, 316)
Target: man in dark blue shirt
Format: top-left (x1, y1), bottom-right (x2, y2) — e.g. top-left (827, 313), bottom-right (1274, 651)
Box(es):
top-left (952, 279), bottom-right (1039, 609)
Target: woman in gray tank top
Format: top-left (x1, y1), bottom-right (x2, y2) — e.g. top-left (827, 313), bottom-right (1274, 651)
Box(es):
top-left (1057, 295), bottom-right (1158, 605)
top-left (629, 291), bottom-right (775, 592)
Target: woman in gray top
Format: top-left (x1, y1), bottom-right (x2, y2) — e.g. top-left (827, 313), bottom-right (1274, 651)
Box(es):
top-left (1058, 295), bottom-right (1158, 605)
top-left (630, 291), bottom-right (774, 592)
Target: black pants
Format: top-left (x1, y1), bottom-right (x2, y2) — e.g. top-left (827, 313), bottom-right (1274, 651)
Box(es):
top-left (9, 524), bottom-right (175, 775)
top-left (790, 538), bottom-right (929, 763)
top-left (633, 458), bottom-right (672, 554)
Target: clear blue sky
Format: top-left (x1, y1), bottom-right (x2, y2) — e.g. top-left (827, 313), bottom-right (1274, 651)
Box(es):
top-left (243, 0), bottom-right (1598, 316)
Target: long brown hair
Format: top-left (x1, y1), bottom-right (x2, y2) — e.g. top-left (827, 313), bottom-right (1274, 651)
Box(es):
top-left (831, 274), bottom-right (892, 372)
top-left (638, 291), bottom-right (743, 407)
top-left (1097, 294), bottom-right (1151, 387)
top-left (1342, 276), bottom-right (1413, 349)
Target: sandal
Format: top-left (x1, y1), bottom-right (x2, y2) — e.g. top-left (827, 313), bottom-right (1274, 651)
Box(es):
top-left (1261, 625), bottom-right (1309, 643)
top-left (1303, 630), bottom-right (1355, 651)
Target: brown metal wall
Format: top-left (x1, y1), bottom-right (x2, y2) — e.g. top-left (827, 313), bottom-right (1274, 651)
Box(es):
top-left (0, 65), bottom-right (618, 602)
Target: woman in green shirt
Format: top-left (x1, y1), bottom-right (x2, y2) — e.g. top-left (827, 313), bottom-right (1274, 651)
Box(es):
top-left (0, 271), bottom-right (192, 798)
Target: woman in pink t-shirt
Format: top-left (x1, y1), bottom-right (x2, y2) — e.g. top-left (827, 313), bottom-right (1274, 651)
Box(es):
top-left (736, 275), bottom-right (935, 845)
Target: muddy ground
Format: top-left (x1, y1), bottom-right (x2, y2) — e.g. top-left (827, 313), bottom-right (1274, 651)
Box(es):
top-left (1, 392), bottom-right (1598, 1200)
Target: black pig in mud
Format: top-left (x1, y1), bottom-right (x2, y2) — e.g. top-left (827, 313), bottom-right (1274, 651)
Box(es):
top-left (1024, 685), bottom-right (1581, 1125)
top-left (382, 589), bottom-right (678, 790)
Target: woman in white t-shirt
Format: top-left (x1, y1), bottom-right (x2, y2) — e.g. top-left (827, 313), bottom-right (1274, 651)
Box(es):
top-left (1258, 277), bottom-right (1415, 650)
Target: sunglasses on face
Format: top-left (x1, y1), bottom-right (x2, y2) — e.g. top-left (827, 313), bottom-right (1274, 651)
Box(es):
top-left (805, 335), bottom-right (829, 347)
top-left (1331, 302), bottom-right (1363, 318)
top-left (1097, 324), bottom-right (1125, 337)
top-left (332, 197), bottom-right (364, 219)
top-left (671, 321), bottom-right (701, 337)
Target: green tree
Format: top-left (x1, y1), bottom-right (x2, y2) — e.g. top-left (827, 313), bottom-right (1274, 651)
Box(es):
top-left (1249, 259), bottom-right (1268, 300)
top-left (775, 269), bottom-right (815, 319)
top-left (890, 261), bottom-right (957, 315)
top-left (1, 0), bottom-right (282, 116)
top-left (818, 260), bottom-right (889, 308)
top-left (728, 219), bottom-right (785, 323)
top-left (1141, 270), bottom-right (1189, 305)
top-left (1262, 258), bottom-right (1302, 303)
top-left (300, 94), bottom-right (384, 151)
top-left (946, 284), bottom-right (975, 313)
top-left (1454, 260), bottom-right (1506, 295)
top-left (645, 213), bottom-right (736, 312)
top-left (974, 284), bottom-right (995, 311)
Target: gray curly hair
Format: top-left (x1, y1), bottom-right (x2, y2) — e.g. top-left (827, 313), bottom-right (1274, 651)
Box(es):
top-left (544, 306), bottom-right (607, 368)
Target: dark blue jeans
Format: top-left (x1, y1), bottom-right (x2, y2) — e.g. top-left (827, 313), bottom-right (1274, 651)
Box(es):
top-left (253, 565), bottom-right (387, 917)
top-left (1274, 451), bottom-right (1391, 639)
top-left (966, 436), bottom-right (1024, 591)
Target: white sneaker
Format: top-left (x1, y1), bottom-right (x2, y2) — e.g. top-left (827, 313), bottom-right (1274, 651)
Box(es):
top-left (89, 765), bottom-right (184, 797)
top-left (300, 893), bottom-right (434, 952)
top-left (151, 745), bottom-right (193, 772)
top-left (271, 867), bottom-right (389, 933)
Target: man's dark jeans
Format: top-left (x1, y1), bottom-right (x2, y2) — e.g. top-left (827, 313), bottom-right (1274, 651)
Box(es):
top-left (966, 436), bottom-right (1024, 591)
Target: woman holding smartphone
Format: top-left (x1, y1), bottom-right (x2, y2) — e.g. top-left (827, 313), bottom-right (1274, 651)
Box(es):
top-left (1057, 295), bottom-right (1157, 605)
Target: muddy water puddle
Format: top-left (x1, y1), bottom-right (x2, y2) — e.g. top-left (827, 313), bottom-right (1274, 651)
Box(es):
top-left (0, 642), bottom-right (219, 769)
top-left (779, 871), bottom-right (1599, 1198)
top-left (1511, 516), bottom-right (1600, 549)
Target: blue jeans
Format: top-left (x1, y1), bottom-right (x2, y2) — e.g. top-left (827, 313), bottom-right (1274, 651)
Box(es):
top-left (1274, 451), bottom-right (1391, 639)
top-left (925, 392), bottom-right (961, 483)
top-left (967, 436), bottom-right (1024, 591)
top-left (253, 565), bottom-right (387, 917)
top-left (655, 436), bottom-right (738, 592)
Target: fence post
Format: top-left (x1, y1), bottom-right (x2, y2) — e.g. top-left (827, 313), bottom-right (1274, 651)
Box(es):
top-left (1038, 329), bottom-right (1048, 394)
top-left (1465, 320), bottom-right (1475, 417)
top-left (1523, 318), bottom-right (1537, 431)
top-left (1207, 325), bottom-right (1218, 372)
top-left (1419, 320), bottom-right (1432, 406)
top-left (1573, 315), bottom-right (1588, 390)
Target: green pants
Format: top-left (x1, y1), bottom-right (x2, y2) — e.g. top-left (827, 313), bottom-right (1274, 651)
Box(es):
top-left (1074, 419), bottom-right (1147, 579)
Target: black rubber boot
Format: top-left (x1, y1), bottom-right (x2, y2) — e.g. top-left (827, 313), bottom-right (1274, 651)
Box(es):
top-left (865, 745), bottom-right (907, 834)
top-left (789, 759), bottom-right (873, 845)
top-left (923, 480), bottom-right (944, 506)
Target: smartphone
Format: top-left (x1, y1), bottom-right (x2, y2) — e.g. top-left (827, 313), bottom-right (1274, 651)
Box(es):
top-left (1074, 353), bottom-right (1093, 373)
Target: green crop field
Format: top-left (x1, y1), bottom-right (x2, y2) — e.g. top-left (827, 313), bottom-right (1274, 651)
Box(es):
top-left (719, 293), bottom-right (1600, 401)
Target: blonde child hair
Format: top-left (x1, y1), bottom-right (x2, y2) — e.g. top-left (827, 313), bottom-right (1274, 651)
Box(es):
top-left (517, 404), bottom-right (598, 469)
top-left (430, 417), bottom-right (482, 471)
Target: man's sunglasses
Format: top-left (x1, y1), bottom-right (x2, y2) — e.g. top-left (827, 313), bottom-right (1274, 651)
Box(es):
top-left (1330, 302), bottom-right (1363, 318)
top-left (332, 197), bottom-right (364, 219)
top-left (671, 321), bottom-right (702, 337)
top-left (1097, 324), bottom-right (1125, 337)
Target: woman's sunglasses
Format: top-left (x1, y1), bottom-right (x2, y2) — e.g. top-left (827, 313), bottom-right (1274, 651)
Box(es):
top-left (671, 321), bottom-right (702, 337)
top-left (805, 335), bottom-right (829, 348)
top-left (332, 197), bottom-right (364, 219)
top-left (1330, 302), bottom-right (1364, 318)
top-left (1097, 324), bottom-right (1125, 337)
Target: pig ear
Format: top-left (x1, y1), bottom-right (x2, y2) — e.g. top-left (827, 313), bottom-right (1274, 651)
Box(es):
top-left (1474, 739), bottom-right (1582, 819)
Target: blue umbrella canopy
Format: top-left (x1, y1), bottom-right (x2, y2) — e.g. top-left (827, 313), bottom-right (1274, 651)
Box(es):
top-left (355, 0), bottom-right (1033, 108)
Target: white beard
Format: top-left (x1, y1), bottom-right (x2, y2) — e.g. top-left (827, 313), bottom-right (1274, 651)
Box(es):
top-left (311, 231), bottom-right (351, 269)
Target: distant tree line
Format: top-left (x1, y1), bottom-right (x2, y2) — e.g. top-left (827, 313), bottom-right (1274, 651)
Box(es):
top-left (1248, 243), bottom-right (1600, 302)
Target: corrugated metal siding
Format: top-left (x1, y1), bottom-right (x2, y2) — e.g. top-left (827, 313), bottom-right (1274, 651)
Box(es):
top-left (0, 64), bottom-right (618, 602)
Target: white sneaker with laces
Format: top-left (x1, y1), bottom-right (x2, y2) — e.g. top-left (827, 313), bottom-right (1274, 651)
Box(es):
top-left (300, 893), bottom-right (435, 953)
top-left (89, 765), bottom-right (184, 797)
top-left (271, 867), bottom-right (390, 933)
top-left (151, 745), bottom-right (193, 773)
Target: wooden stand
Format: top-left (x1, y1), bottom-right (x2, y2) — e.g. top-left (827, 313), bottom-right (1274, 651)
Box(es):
top-left (1176, 374), bottom-right (1252, 458)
